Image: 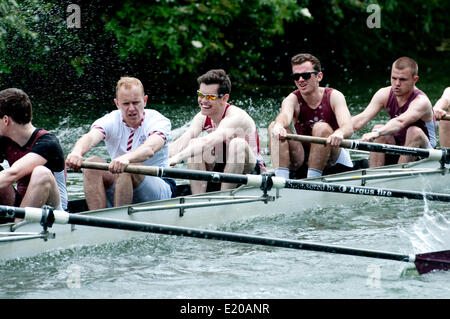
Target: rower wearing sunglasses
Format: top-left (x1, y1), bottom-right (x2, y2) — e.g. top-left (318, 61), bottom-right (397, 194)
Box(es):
top-left (169, 69), bottom-right (265, 194)
top-left (268, 53), bottom-right (354, 179)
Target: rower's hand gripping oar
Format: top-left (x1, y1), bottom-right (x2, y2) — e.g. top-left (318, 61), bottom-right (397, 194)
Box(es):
top-left (0, 204), bottom-right (449, 275)
top-left (285, 134), bottom-right (450, 166)
top-left (80, 162), bottom-right (450, 203)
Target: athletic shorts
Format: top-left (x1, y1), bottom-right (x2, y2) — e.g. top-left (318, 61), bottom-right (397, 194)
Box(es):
top-left (106, 175), bottom-right (172, 207)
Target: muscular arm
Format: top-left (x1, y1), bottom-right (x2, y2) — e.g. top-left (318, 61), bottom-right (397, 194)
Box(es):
top-left (328, 90), bottom-right (353, 145)
top-left (169, 113), bottom-right (204, 157)
top-left (169, 107), bottom-right (251, 165)
top-left (364, 93), bottom-right (432, 140)
top-left (110, 133), bottom-right (166, 172)
top-left (433, 87), bottom-right (450, 120)
top-left (352, 87), bottom-right (388, 133)
top-left (0, 152), bottom-right (46, 189)
top-left (271, 93), bottom-right (297, 139)
top-left (65, 129), bottom-right (104, 170)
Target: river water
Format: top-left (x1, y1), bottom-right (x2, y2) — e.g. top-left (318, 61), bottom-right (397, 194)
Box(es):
top-left (1, 71), bottom-right (450, 301)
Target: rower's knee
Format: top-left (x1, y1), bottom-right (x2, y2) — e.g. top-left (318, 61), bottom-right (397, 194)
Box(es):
top-left (227, 137), bottom-right (248, 164)
top-left (28, 166), bottom-right (53, 189)
top-left (311, 122), bottom-right (333, 137)
top-left (83, 156), bottom-right (105, 178)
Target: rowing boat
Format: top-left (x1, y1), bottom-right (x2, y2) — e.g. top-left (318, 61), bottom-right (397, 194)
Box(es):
top-left (1, 155), bottom-right (449, 261)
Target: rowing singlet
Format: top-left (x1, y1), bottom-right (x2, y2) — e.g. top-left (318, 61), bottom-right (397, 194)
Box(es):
top-left (385, 88), bottom-right (436, 147)
top-left (293, 87), bottom-right (338, 149)
top-left (202, 104), bottom-right (266, 171)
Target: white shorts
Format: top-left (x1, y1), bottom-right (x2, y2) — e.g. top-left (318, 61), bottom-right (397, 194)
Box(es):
top-left (106, 176), bottom-right (172, 207)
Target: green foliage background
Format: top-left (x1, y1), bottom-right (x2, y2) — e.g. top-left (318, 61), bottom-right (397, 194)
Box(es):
top-left (0, 0), bottom-right (448, 109)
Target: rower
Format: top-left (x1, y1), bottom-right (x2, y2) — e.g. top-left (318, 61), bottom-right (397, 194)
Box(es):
top-left (0, 88), bottom-right (68, 223)
top-left (169, 69), bottom-right (266, 194)
top-left (65, 77), bottom-right (174, 210)
top-left (433, 87), bottom-right (450, 147)
top-left (352, 57), bottom-right (436, 167)
top-left (268, 53), bottom-right (354, 179)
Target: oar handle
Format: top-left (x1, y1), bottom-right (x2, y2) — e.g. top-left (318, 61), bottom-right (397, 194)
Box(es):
top-left (285, 134), bottom-right (353, 148)
top-left (81, 161), bottom-right (159, 176)
top-left (443, 114), bottom-right (450, 121)
top-left (285, 134), bottom-right (447, 162)
top-left (80, 161), bottom-right (250, 185)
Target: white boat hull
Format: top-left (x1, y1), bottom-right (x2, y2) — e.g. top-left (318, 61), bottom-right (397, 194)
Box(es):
top-left (1, 159), bottom-right (449, 260)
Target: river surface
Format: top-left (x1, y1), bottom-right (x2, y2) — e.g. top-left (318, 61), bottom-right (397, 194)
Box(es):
top-left (1, 71), bottom-right (450, 300)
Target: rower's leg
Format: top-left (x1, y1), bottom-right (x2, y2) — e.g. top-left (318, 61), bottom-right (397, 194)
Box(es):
top-left (308, 122), bottom-right (334, 176)
top-left (268, 121), bottom-right (304, 176)
top-left (83, 156), bottom-right (114, 210)
top-left (221, 138), bottom-right (256, 190)
top-left (439, 120), bottom-right (450, 148)
top-left (367, 125), bottom-right (392, 167)
top-left (399, 126), bottom-right (430, 163)
top-left (20, 166), bottom-right (60, 209)
top-left (113, 173), bottom-right (144, 206)
top-left (0, 184), bottom-right (16, 206)
top-left (187, 149), bottom-right (213, 194)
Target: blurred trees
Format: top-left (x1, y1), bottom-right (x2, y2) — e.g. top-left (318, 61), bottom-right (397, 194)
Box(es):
top-left (0, 0), bottom-right (448, 106)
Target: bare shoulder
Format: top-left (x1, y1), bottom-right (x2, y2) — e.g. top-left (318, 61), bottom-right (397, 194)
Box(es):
top-left (223, 104), bottom-right (256, 129)
top-left (443, 87), bottom-right (450, 98)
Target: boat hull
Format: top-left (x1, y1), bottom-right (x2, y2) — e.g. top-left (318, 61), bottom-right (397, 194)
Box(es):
top-left (1, 159), bottom-right (449, 260)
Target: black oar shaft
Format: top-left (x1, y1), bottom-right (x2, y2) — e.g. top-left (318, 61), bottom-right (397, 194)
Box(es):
top-left (1, 205), bottom-right (449, 274)
top-left (66, 214), bottom-right (413, 263)
top-left (285, 134), bottom-right (448, 162)
top-left (81, 162), bottom-right (249, 185)
top-left (80, 161), bottom-right (450, 202)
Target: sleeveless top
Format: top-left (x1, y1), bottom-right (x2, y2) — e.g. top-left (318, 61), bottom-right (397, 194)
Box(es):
top-left (293, 87), bottom-right (338, 150)
top-left (385, 88), bottom-right (436, 147)
top-left (202, 104), bottom-right (266, 171)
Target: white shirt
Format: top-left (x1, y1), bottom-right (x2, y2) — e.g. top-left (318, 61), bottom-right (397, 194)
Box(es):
top-left (91, 109), bottom-right (171, 167)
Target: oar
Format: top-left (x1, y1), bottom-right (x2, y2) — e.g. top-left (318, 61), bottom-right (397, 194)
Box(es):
top-left (80, 162), bottom-right (450, 202)
top-left (0, 205), bottom-right (448, 275)
top-left (285, 134), bottom-right (450, 164)
top-left (443, 114), bottom-right (450, 121)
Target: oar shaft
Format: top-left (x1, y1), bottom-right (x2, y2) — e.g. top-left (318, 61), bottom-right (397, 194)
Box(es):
top-left (443, 114), bottom-right (450, 121)
top-left (80, 162), bottom-right (450, 202)
top-left (0, 205), bottom-right (411, 263)
top-left (285, 134), bottom-right (445, 161)
top-left (81, 162), bottom-right (249, 185)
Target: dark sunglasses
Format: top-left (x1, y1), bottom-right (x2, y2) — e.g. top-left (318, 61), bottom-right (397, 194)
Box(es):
top-left (290, 71), bottom-right (319, 81)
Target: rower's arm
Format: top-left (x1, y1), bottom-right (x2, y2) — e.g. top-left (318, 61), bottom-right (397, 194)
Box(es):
top-left (271, 94), bottom-right (296, 139)
top-left (66, 129), bottom-right (104, 169)
top-left (376, 94), bottom-right (432, 137)
top-left (433, 87), bottom-right (450, 120)
top-left (0, 152), bottom-right (46, 189)
top-left (169, 114), bottom-right (204, 157)
top-left (169, 110), bottom-right (248, 165)
top-left (352, 88), bottom-right (387, 133)
top-left (330, 90), bottom-right (353, 139)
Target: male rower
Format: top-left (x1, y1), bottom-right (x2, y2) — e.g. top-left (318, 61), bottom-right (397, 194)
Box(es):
top-left (268, 53), bottom-right (354, 179)
top-left (433, 87), bottom-right (450, 147)
top-left (0, 88), bottom-right (68, 222)
top-left (169, 69), bottom-right (265, 194)
top-left (66, 76), bottom-right (173, 210)
top-left (352, 57), bottom-right (436, 167)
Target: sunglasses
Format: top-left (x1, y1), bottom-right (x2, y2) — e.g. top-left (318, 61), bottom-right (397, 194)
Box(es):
top-left (290, 71), bottom-right (319, 81)
top-left (197, 90), bottom-right (224, 101)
